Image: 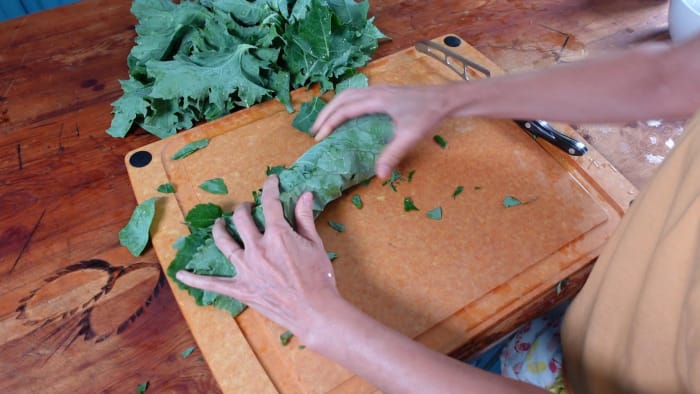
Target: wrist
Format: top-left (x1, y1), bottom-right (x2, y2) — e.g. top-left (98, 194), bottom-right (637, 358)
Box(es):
top-left (295, 294), bottom-right (356, 350)
top-left (441, 81), bottom-right (482, 118)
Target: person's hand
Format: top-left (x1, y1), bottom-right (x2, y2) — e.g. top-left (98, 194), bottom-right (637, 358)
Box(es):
top-left (311, 84), bottom-right (454, 179)
top-left (175, 175), bottom-right (339, 339)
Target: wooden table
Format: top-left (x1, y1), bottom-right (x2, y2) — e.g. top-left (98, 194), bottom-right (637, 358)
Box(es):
top-left (0, 1), bottom-right (685, 392)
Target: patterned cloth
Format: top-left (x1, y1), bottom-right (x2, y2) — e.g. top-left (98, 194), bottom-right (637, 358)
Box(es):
top-left (500, 303), bottom-right (569, 393)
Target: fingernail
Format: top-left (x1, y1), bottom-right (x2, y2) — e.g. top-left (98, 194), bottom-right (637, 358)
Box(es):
top-left (175, 271), bottom-right (185, 281)
top-left (314, 129), bottom-right (325, 141)
top-left (378, 164), bottom-right (391, 179)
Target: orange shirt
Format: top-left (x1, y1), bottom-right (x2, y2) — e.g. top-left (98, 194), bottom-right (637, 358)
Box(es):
top-left (562, 111), bottom-right (700, 393)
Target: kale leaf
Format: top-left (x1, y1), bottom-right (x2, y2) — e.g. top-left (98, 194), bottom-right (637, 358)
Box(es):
top-left (433, 134), bottom-right (447, 149)
top-left (171, 138), bottom-right (209, 160)
top-left (280, 330), bottom-right (294, 346)
top-left (328, 220), bottom-right (346, 232)
top-left (503, 195), bottom-right (522, 208)
top-left (119, 197), bottom-right (158, 256)
top-left (403, 197), bottom-right (419, 212)
top-left (335, 72), bottom-right (369, 93)
top-left (157, 183), bottom-right (176, 193)
top-left (292, 97), bottom-right (326, 133)
top-left (181, 346), bottom-right (196, 358)
top-left (382, 169), bottom-right (404, 192)
top-left (108, 0), bottom-right (385, 138)
top-left (351, 194), bottom-right (363, 209)
top-left (199, 178), bottom-right (229, 195)
top-left (137, 381), bottom-right (149, 394)
top-left (426, 207), bottom-right (443, 220)
top-left (452, 185), bottom-right (464, 199)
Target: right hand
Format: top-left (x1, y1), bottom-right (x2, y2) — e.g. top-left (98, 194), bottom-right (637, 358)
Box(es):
top-left (311, 84), bottom-right (454, 179)
top-left (175, 176), bottom-right (340, 341)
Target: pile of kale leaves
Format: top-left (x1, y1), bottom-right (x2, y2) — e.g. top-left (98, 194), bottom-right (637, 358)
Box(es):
top-left (107, 0), bottom-right (386, 139)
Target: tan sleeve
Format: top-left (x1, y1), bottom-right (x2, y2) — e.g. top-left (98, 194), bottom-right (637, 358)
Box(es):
top-left (561, 111), bottom-right (700, 394)
top-left (679, 240), bottom-right (700, 391)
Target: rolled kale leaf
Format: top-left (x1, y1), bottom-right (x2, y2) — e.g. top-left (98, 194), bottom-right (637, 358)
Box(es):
top-left (167, 114), bottom-right (394, 316)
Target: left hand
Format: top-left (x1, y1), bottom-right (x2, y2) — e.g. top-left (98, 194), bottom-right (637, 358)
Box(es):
top-left (176, 175), bottom-right (339, 339)
top-left (311, 84), bottom-right (454, 179)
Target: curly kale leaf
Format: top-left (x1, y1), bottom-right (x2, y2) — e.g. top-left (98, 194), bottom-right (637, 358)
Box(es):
top-left (108, 0), bottom-right (385, 138)
top-left (283, 0), bottom-right (385, 92)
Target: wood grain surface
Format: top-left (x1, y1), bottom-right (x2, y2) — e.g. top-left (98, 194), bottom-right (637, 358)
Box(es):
top-left (0, 1), bottom-right (684, 393)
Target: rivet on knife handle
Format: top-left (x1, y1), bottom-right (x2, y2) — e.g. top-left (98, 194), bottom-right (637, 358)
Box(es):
top-left (415, 39), bottom-right (587, 156)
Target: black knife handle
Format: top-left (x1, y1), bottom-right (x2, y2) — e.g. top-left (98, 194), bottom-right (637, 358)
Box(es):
top-left (514, 120), bottom-right (588, 156)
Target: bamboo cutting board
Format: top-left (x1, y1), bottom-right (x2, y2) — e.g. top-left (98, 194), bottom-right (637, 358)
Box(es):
top-left (125, 35), bottom-right (636, 393)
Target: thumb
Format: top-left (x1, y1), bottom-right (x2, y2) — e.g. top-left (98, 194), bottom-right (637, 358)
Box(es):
top-left (176, 270), bottom-right (241, 299)
top-left (294, 192), bottom-right (322, 243)
top-left (376, 132), bottom-right (420, 179)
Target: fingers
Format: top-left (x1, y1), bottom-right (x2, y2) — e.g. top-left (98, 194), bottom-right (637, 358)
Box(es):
top-left (294, 192), bottom-right (322, 243)
top-left (175, 270), bottom-right (241, 299)
top-left (376, 132), bottom-right (420, 179)
top-left (232, 202), bottom-right (261, 246)
top-left (213, 218), bottom-right (242, 260)
top-left (261, 175), bottom-right (286, 228)
top-left (311, 88), bottom-right (382, 140)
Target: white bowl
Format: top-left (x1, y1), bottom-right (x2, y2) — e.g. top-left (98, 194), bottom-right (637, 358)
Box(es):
top-left (669, 0), bottom-right (700, 43)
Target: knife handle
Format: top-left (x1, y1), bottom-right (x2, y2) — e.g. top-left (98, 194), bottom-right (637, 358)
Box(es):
top-left (514, 120), bottom-right (588, 156)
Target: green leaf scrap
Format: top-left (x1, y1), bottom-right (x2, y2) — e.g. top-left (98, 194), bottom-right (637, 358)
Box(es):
top-left (407, 170), bottom-right (416, 182)
top-left (119, 197), bottom-right (158, 257)
top-left (503, 195), bottom-right (522, 208)
top-left (181, 346), bottom-right (196, 358)
top-left (137, 381), bottom-right (149, 394)
top-left (452, 185), bottom-right (464, 199)
top-left (327, 251), bottom-right (338, 261)
top-left (426, 207), bottom-right (443, 220)
top-left (266, 164), bottom-right (286, 176)
top-left (157, 183), bottom-right (175, 193)
top-left (351, 194), bottom-right (363, 209)
top-left (172, 138), bottom-right (209, 160)
top-left (185, 203), bottom-right (222, 230)
top-left (328, 220), bottom-right (345, 232)
top-left (199, 178), bottom-right (228, 195)
top-left (433, 134), bottom-right (447, 149)
top-left (280, 330), bottom-right (294, 346)
top-left (382, 169), bottom-right (404, 192)
top-left (403, 197), bottom-right (419, 212)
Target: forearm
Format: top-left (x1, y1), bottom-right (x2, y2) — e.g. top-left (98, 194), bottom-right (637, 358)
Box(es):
top-left (301, 297), bottom-right (546, 394)
top-left (445, 36), bottom-right (700, 123)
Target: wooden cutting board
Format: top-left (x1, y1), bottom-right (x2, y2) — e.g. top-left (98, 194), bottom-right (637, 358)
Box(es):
top-left (125, 35), bottom-right (636, 393)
